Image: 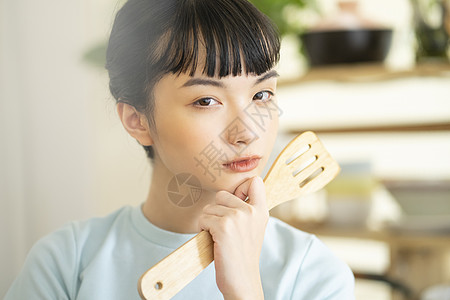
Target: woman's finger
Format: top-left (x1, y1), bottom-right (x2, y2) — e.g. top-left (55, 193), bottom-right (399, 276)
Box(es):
top-left (215, 190), bottom-right (246, 209)
top-left (233, 176), bottom-right (266, 209)
top-left (245, 176), bottom-right (266, 209)
top-left (232, 177), bottom-right (254, 201)
top-left (202, 203), bottom-right (236, 217)
top-left (198, 213), bottom-right (220, 233)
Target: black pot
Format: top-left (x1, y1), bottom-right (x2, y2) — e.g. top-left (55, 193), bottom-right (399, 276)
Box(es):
top-left (300, 29), bottom-right (393, 66)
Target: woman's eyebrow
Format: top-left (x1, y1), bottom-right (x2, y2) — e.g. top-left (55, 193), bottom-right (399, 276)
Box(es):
top-left (181, 70), bottom-right (279, 88)
top-left (181, 78), bottom-right (224, 88)
top-left (254, 70), bottom-right (279, 85)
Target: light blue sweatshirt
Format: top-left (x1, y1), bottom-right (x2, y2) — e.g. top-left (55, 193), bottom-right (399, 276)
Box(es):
top-left (5, 205), bottom-right (354, 299)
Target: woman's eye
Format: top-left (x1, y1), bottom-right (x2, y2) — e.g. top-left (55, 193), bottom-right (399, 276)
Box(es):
top-left (253, 91), bottom-right (273, 102)
top-left (193, 98), bottom-right (219, 107)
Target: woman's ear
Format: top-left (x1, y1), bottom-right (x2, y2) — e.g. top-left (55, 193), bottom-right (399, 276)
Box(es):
top-left (117, 102), bottom-right (153, 146)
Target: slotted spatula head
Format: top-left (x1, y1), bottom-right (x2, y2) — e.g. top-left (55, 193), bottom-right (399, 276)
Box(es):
top-left (264, 131), bottom-right (341, 209)
top-left (138, 131), bottom-right (340, 300)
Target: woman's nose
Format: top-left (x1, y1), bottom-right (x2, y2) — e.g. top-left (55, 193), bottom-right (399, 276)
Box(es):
top-left (221, 114), bottom-right (259, 155)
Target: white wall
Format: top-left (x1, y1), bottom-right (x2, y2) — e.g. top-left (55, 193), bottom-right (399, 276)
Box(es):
top-left (1, 1), bottom-right (91, 296)
top-left (0, 0), bottom-right (148, 296)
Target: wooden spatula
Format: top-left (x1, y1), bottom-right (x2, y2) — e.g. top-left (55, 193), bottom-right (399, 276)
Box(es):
top-left (138, 131), bottom-right (340, 299)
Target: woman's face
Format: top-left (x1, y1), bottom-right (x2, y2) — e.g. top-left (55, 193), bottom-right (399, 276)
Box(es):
top-left (149, 68), bottom-right (279, 194)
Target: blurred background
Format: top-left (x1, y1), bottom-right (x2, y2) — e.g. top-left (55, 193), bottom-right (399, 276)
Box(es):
top-left (1, 0), bottom-right (449, 299)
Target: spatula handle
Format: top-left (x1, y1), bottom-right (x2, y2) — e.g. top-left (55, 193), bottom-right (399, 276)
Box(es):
top-left (138, 230), bottom-right (214, 299)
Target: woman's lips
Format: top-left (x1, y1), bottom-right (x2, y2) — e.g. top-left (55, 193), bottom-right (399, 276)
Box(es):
top-left (222, 156), bottom-right (261, 173)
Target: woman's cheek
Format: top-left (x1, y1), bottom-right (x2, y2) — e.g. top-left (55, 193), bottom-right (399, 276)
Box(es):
top-left (263, 115), bottom-right (278, 144)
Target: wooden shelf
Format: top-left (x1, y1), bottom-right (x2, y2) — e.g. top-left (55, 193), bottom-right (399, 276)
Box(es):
top-left (275, 216), bottom-right (450, 248)
top-left (278, 62), bottom-right (450, 86)
top-left (285, 121), bottom-right (450, 134)
top-left (272, 214), bottom-right (450, 300)
top-left (277, 62), bottom-right (450, 133)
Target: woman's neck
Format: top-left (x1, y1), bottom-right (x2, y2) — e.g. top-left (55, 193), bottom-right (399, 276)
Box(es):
top-left (141, 159), bottom-right (214, 234)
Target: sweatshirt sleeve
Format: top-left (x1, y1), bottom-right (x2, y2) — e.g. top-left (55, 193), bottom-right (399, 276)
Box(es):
top-left (291, 235), bottom-right (355, 300)
top-left (5, 224), bottom-right (79, 300)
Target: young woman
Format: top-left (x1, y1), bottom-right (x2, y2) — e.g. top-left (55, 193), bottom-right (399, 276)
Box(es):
top-left (6, 0), bottom-right (354, 299)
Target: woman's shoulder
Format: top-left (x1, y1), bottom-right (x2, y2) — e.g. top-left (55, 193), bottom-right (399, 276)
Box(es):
top-left (4, 206), bottom-right (136, 299)
top-left (71, 206), bottom-right (134, 239)
top-left (262, 216), bottom-right (318, 270)
top-left (264, 216), bottom-right (351, 269)
top-left (264, 216), bottom-right (316, 251)
top-left (29, 206), bottom-right (134, 262)
top-left (262, 217), bottom-right (355, 299)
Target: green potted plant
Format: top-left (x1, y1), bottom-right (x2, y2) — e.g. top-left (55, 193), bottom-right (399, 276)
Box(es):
top-left (411, 0), bottom-right (450, 61)
top-left (248, 0), bottom-right (315, 36)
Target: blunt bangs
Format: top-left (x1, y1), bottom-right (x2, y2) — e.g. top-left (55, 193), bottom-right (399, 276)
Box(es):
top-left (151, 0), bottom-right (280, 78)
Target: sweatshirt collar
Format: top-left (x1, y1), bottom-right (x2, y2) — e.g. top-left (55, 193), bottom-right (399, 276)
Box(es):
top-left (131, 204), bottom-right (197, 249)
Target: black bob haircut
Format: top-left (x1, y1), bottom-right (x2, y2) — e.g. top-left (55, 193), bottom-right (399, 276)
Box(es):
top-left (106, 0), bottom-right (280, 159)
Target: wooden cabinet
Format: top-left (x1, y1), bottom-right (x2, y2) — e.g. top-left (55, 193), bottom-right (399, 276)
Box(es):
top-left (271, 217), bottom-right (450, 300)
top-left (275, 62), bottom-right (450, 299)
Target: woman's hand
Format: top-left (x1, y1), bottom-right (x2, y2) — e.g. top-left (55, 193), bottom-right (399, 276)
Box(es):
top-left (198, 176), bottom-right (268, 300)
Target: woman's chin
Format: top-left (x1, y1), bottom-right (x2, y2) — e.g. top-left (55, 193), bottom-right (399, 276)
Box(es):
top-left (201, 172), bottom-right (258, 195)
